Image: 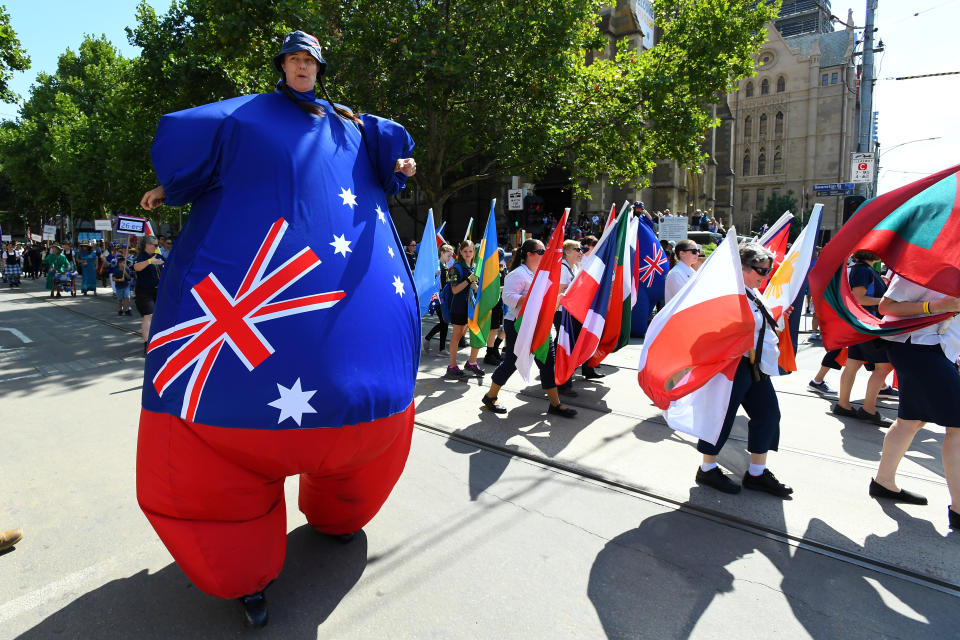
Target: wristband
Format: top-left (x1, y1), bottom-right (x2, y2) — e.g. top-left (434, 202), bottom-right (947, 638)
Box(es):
top-left (923, 301), bottom-right (931, 315)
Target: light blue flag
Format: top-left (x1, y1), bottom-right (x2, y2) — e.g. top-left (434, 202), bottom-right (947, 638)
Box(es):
top-left (413, 209), bottom-right (440, 317)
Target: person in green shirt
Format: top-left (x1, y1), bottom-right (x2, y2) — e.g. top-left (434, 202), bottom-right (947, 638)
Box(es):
top-left (43, 246), bottom-right (71, 297)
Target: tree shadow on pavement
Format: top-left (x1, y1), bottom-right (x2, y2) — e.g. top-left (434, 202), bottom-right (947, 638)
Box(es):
top-left (15, 526), bottom-right (368, 640)
top-left (588, 490), bottom-right (953, 640)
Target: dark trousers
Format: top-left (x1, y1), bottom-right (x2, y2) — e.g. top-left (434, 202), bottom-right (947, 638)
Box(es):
top-left (492, 319), bottom-right (556, 389)
top-left (697, 358), bottom-right (780, 456)
top-left (424, 315), bottom-right (448, 350)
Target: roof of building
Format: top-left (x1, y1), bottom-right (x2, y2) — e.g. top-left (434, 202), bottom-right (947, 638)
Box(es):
top-left (784, 29), bottom-right (852, 68)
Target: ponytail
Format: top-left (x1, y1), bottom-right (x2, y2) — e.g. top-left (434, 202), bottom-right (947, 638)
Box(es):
top-left (509, 238), bottom-right (541, 271)
top-left (279, 77), bottom-right (363, 126)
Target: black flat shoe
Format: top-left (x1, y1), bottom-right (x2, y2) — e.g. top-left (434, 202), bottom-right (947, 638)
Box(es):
top-left (239, 591), bottom-right (268, 628)
top-left (481, 394), bottom-right (507, 414)
top-left (742, 469), bottom-right (793, 498)
top-left (950, 507), bottom-right (960, 530)
top-left (856, 407), bottom-right (893, 428)
top-left (558, 384), bottom-right (578, 397)
top-left (547, 403), bottom-right (577, 418)
top-left (695, 467), bottom-right (741, 494)
top-left (831, 403), bottom-right (857, 418)
top-left (582, 367), bottom-right (605, 380)
top-left (869, 479), bottom-right (928, 505)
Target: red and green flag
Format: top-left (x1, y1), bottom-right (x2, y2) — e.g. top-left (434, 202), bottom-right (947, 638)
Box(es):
top-left (809, 163), bottom-right (960, 350)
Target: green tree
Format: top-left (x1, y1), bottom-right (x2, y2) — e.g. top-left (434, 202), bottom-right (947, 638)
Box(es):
top-left (758, 189), bottom-right (799, 236)
top-left (0, 4), bottom-right (29, 103)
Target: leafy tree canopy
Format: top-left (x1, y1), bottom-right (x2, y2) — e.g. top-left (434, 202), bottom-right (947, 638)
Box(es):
top-left (0, 4), bottom-right (29, 103)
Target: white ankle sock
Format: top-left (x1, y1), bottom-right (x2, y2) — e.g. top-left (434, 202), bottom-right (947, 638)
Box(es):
top-left (700, 462), bottom-right (718, 472)
top-left (749, 463), bottom-right (766, 477)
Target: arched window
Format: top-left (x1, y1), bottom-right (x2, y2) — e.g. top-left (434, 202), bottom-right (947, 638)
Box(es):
top-left (759, 113), bottom-right (768, 137)
top-left (773, 146), bottom-right (783, 173)
top-left (777, 76), bottom-right (786, 93)
top-left (761, 78), bottom-right (770, 95)
top-left (742, 152), bottom-right (751, 176)
top-left (745, 82), bottom-right (754, 97)
top-left (744, 115), bottom-right (752, 139)
top-left (757, 148), bottom-right (766, 176)
top-left (775, 112), bottom-right (784, 137)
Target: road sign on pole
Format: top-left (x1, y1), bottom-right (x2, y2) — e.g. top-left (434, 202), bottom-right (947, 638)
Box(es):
top-left (851, 153), bottom-right (875, 184)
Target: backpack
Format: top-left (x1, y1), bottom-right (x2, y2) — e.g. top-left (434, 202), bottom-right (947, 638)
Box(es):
top-left (439, 263), bottom-right (466, 321)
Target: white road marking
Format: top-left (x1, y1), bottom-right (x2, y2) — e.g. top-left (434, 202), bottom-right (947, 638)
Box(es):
top-left (0, 327), bottom-right (33, 345)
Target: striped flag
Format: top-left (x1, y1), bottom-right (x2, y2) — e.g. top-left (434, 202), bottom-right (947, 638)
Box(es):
top-left (467, 201), bottom-right (501, 347)
top-left (763, 205), bottom-right (822, 371)
top-left (435, 221), bottom-right (447, 248)
top-left (809, 164), bottom-right (960, 349)
top-left (637, 228), bottom-right (756, 444)
top-left (587, 204), bottom-right (632, 366)
top-left (514, 208), bottom-right (568, 382)
top-left (555, 206), bottom-right (622, 385)
top-left (757, 212), bottom-right (793, 294)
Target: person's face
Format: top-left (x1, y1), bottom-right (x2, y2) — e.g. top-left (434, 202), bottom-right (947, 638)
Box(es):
top-left (145, 240), bottom-right (158, 253)
top-left (525, 242), bottom-right (545, 271)
top-left (742, 259), bottom-right (772, 289)
top-left (678, 245), bottom-right (699, 267)
top-left (565, 244), bottom-right (583, 265)
top-left (165, 240), bottom-right (173, 250)
top-left (440, 250), bottom-right (453, 263)
top-left (282, 51), bottom-right (319, 93)
top-left (459, 245), bottom-right (474, 262)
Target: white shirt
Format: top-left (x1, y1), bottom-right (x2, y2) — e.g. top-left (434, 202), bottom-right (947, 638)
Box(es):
top-left (560, 260), bottom-right (578, 288)
top-left (664, 261), bottom-right (696, 303)
top-left (882, 275), bottom-right (960, 362)
top-left (747, 288), bottom-right (782, 377)
top-left (502, 265), bottom-right (535, 321)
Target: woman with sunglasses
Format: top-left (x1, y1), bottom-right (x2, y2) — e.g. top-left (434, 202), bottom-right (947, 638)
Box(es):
top-left (481, 239), bottom-right (577, 418)
top-left (664, 239), bottom-right (699, 303)
top-left (695, 242), bottom-right (793, 497)
top-left (446, 240), bottom-right (485, 377)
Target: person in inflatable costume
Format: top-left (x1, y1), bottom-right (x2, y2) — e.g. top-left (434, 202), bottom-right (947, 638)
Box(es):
top-left (138, 31), bottom-right (419, 627)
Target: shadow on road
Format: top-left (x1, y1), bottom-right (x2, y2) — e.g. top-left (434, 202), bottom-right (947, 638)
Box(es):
top-left (588, 490), bottom-right (954, 639)
top-left (15, 525), bottom-right (368, 640)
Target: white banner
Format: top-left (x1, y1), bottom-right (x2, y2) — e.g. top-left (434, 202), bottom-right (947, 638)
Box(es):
top-left (30, 233), bottom-right (42, 242)
top-left (658, 216), bottom-right (689, 242)
top-left (1, 234), bottom-right (11, 242)
top-left (94, 218), bottom-right (113, 231)
top-left (42, 224), bottom-right (57, 236)
top-left (507, 189), bottom-right (523, 211)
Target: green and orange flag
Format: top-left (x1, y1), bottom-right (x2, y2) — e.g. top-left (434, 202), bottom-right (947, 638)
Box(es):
top-left (467, 200), bottom-right (501, 348)
top-left (809, 164), bottom-right (960, 350)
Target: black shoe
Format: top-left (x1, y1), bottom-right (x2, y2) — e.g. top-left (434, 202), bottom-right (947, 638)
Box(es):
top-left (869, 479), bottom-right (928, 505)
top-left (856, 407), bottom-right (893, 428)
top-left (481, 394), bottom-right (507, 414)
top-left (742, 469), bottom-right (793, 498)
top-left (118, 310), bottom-right (124, 316)
top-left (143, 342), bottom-right (148, 356)
top-left (831, 403), bottom-right (857, 418)
top-left (483, 351), bottom-right (502, 366)
top-left (695, 467), bottom-right (741, 494)
top-left (558, 384), bottom-right (578, 397)
top-left (950, 508), bottom-right (960, 530)
top-left (582, 367), bottom-right (605, 380)
top-left (547, 403), bottom-right (577, 418)
top-left (239, 591), bottom-right (268, 628)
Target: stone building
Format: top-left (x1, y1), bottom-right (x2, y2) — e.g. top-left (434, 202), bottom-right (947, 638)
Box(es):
top-left (728, 20), bottom-right (858, 235)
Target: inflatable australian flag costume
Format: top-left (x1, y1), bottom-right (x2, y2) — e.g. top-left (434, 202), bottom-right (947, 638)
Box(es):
top-left (136, 31), bottom-right (419, 615)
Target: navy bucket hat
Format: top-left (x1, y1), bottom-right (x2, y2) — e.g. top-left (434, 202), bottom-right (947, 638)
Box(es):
top-left (273, 30), bottom-right (327, 77)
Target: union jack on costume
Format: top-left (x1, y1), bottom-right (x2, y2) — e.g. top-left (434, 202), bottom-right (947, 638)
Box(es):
top-left (137, 78), bottom-right (419, 602)
top-left (639, 243), bottom-right (668, 288)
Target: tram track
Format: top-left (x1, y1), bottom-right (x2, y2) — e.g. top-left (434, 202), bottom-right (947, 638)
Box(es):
top-left (32, 289), bottom-right (958, 595)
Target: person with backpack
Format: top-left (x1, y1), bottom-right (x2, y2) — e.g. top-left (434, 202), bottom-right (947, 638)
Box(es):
top-left (446, 240), bottom-right (484, 378)
top-left (424, 244), bottom-right (454, 355)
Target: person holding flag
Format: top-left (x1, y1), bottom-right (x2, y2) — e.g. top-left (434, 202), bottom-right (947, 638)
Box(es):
top-left (481, 239), bottom-right (577, 418)
top-left (446, 240), bottom-right (484, 377)
top-left (664, 239), bottom-right (699, 303)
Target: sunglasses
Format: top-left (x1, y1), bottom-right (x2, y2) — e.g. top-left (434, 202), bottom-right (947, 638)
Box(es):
top-left (532, 249), bottom-right (546, 255)
top-left (572, 247), bottom-right (585, 253)
top-left (679, 248), bottom-right (698, 254)
top-left (750, 265), bottom-right (772, 276)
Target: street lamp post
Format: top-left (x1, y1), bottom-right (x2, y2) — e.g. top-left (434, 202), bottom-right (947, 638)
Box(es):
top-left (874, 136), bottom-right (943, 195)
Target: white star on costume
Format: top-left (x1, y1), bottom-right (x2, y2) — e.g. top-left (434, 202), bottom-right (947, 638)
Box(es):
top-left (339, 187), bottom-right (358, 208)
top-left (330, 234), bottom-right (352, 257)
top-left (375, 205), bottom-right (387, 224)
top-left (388, 246), bottom-right (395, 258)
top-left (392, 275), bottom-right (405, 296)
top-left (268, 378), bottom-right (317, 426)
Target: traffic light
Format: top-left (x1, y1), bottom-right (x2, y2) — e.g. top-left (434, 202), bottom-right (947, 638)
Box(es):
top-left (843, 195), bottom-right (866, 224)
top-left (523, 193), bottom-right (544, 229)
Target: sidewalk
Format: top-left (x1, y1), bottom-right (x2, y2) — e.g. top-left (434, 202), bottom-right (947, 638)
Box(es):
top-left (416, 322), bottom-right (959, 587)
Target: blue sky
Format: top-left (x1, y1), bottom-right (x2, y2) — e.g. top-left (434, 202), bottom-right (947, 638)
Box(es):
top-left (3, 1), bottom-right (958, 194)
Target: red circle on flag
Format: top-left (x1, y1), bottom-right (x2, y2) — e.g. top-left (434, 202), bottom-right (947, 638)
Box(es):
top-left (858, 162), bottom-right (868, 171)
